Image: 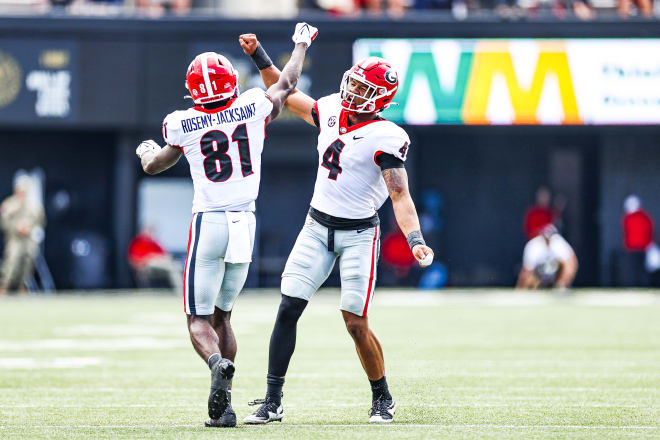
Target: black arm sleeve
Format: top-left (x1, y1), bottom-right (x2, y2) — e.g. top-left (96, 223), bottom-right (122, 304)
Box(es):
top-left (311, 106), bottom-right (320, 128)
top-left (376, 152), bottom-right (405, 171)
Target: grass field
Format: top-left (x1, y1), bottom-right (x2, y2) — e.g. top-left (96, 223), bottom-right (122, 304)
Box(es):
top-left (1, 289), bottom-right (660, 439)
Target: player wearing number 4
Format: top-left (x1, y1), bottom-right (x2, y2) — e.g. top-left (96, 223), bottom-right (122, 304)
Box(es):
top-left (239, 33), bottom-right (434, 424)
top-left (135, 23), bottom-right (317, 428)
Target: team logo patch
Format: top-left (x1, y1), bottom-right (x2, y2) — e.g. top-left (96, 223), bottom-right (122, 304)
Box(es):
top-left (384, 70), bottom-right (397, 84)
top-left (328, 116), bottom-right (336, 127)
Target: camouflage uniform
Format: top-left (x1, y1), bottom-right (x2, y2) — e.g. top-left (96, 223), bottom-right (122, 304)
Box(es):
top-left (0, 193), bottom-right (45, 291)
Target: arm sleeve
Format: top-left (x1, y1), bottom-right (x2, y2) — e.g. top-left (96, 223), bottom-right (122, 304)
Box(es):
top-left (162, 113), bottom-right (182, 148)
top-left (311, 102), bottom-right (320, 129)
top-left (375, 152), bottom-right (404, 170)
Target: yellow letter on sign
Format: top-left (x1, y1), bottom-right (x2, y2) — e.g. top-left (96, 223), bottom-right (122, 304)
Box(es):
top-left (462, 41), bottom-right (581, 125)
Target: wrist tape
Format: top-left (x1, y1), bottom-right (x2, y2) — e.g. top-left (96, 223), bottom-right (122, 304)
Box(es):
top-left (251, 43), bottom-right (273, 70)
top-left (406, 230), bottom-right (426, 250)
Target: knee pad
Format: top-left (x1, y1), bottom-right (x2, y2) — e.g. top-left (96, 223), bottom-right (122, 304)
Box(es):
top-left (277, 294), bottom-right (308, 324)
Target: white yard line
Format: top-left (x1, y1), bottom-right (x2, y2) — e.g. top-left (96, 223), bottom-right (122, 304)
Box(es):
top-left (0, 424), bottom-right (659, 429)
top-left (0, 403), bottom-right (658, 409)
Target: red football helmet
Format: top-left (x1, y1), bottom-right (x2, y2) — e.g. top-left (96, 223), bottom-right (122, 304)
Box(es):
top-left (340, 57), bottom-right (399, 114)
top-left (185, 52), bottom-right (239, 105)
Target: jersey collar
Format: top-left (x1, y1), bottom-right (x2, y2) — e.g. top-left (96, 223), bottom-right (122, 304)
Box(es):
top-left (338, 109), bottom-right (384, 134)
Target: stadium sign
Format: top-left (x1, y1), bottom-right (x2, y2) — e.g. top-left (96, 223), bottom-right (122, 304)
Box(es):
top-left (354, 39), bottom-right (660, 125)
top-left (0, 40), bottom-right (77, 124)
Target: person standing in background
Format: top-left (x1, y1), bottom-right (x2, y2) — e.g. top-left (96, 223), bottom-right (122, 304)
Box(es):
top-left (524, 186), bottom-right (557, 240)
top-left (0, 175), bottom-right (45, 296)
top-left (622, 195), bottom-right (654, 252)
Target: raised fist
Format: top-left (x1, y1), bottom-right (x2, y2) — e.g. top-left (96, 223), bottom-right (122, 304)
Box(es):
top-left (239, 33), bottom-right (259, 56)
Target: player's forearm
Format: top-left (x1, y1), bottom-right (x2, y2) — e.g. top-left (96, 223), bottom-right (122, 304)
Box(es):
top-left (141, 149), bottom-right (179, 175)
top-left (383, 167), bottom-right (420, 236)
top-left (516, 269), bottom-right (531, 289)
top-left (556, 257), bottom-right (578, 288)
top-left (391, 193), bottom-right (422, 237)
top-left (259, 65), bottom-right (282, 89)
top-left (276, 43), bottom-right (307, 95)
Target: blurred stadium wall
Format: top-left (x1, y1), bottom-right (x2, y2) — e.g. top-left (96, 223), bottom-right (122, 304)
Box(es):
top-left (1, 17), bottom-right (659, 289)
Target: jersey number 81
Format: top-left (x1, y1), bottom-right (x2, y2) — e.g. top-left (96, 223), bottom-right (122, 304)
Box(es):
top-left (200, 123), bottom-right (253, 182)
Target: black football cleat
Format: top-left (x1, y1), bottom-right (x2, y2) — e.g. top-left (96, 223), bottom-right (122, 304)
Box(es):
top-left (205, 404), bottom-right (237, 428)
top-left (369, 397), bottom-right (396, 423)
top-left (207, 358), bottom-right (235, 420)
top-left (243, 397), bottom-right (284, 424)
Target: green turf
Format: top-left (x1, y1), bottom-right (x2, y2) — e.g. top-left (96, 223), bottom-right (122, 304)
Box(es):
top-left (1, 289), bottom-right (660, 439)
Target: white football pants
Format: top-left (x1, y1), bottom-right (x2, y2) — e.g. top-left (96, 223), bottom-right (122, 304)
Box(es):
top-left (281, 215), bottom-right (381, 317)
top-left (183, 211), bottom-right (256, 315)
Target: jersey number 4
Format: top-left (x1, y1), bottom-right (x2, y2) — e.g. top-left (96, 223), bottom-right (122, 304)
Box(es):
top-left (200, 124), bottom-right (253, 182)
top-left (321, 139), bottom-right (345, 180)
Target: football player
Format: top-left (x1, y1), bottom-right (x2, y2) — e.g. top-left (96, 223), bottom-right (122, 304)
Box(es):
top-left (239, 34), bottom-right (434, 424)
top-left (516, 224), bottom-right (578, 289)
top-left (135, 23), bottom-right (318, 427)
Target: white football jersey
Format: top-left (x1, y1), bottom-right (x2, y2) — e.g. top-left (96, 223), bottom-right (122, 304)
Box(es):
top-left (522, 234), bottom-right (575, 271)
top-left (162, 88), bottom-right (273, 213)
top-left (310, 93), bottom-right (411, 219)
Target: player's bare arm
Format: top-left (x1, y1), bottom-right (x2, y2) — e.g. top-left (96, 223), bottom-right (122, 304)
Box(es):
top-left (556, 253), bottom-right (579, 288)
top-left (136, 140), bottom-right (182, 175)
top-left (265, 41), bottom-right (308, 122)
top-left (382, 167), bottom-right (434, 266)
top-left (239, 32), bottom-right (316, 126)
top-left (516, 267), bottom-right (537, 289)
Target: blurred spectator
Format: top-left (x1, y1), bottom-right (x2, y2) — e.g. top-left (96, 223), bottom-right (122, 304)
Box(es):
top-left (134, 0), bottom-right (190, 16)
top-left (213, 0), bottom-right (297, 17)
top-left (495, 0), bottom-right (525, 19)
top-left (622, 194), bottom-right (653, 251)
top-left (618, 0), bottom-right (652, 17)
top-left (357, 0), bottom-right (407, 15)
top-left (316, 0), bottom-right (406, 15)
top-left (621, 194), bottom-right (660, 279)
top-left (519, 0), bottom-right (594, 19)
top-left (523, 186), bottom-right (558, 240)
top-left (381, 225), bottom-right (417, 280)
top-left (0, 175), bottom-right (46, 296)
top-left (553, 0), bottom-right (595, 18)
top-left (516, 224), bottom-right (578, 289)
top-left (128, 226), bottom-right (182, 291)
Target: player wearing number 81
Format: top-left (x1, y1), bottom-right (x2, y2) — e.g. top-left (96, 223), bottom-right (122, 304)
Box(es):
top-left (135, 22), bottom-right (317, 428)
top-left (239, 33), bottom-right (434, 424)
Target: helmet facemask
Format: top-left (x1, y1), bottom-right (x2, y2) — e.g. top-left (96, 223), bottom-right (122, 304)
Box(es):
top-left (340, 71), bottom-right (392, 114)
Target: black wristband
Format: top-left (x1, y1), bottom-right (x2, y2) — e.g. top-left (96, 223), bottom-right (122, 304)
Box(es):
top-left (250, 43), bottom-right (273, 70)
top-left (406, 230), bottom-right (425, 250)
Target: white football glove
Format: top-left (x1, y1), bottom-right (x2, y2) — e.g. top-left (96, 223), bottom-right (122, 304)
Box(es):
top-left (292, 22), bottom-right (318, 48)
top-left (136, 140), bottom-right (161, 159)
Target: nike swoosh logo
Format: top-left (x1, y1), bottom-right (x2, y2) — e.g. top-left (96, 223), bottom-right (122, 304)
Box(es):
top-left (353, 136), bottom-right (364, 140)
top-left (232, 220), bottom-right (240, 223)
top-left (357, 228), bottom-right (369, 233)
